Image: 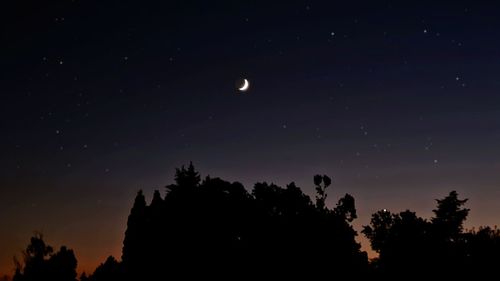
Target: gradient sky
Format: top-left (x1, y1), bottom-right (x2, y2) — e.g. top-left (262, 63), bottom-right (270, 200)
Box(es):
top-left (2, 0), bottom-right (500, 276)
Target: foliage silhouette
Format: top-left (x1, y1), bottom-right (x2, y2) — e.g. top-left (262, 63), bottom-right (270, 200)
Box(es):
top-left (10, 165), bottom-right (500, 280)
top-left (120, 165), bottom-right (367, 279)
top-left (12, 234), bottom-right (77, 281)
top-left (363, 190), bottom-right (498, 279)
top-left (86, 256), bottom-right (120, 281)
top-left (313, 174), bottom-right (330, 210)
top-left (432, 190), bottom-right (470, 241)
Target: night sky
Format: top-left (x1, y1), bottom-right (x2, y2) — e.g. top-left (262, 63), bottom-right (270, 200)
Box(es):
top-left (2, 0), bottom-right (500, 276)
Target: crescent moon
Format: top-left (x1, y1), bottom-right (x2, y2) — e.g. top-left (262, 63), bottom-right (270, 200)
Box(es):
top-left (238, 79), bottom-right (250, 92)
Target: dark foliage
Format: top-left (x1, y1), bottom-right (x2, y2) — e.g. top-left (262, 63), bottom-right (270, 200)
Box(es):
top-left (12, 234), bottom-right (77, 281)
top-left (11, 165), bottom-right (500, 280)
top-left (120, 164), bottom-right (367, 279)
top-left (86, 256), bottom-right (120, 281)
top-left (363, 190), bottom-right (498, 279)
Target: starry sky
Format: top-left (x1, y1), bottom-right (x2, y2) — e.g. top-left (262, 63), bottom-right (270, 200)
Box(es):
top-left (2, 0), bottom-right (500, 276)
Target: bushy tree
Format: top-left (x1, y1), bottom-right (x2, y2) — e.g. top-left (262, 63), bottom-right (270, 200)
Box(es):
top-left (362, 191), bottom-right (485, 278)
top-left (13, 234), bottom-right (77, 281)
top-left (119, 164), bottom-right (368, 279)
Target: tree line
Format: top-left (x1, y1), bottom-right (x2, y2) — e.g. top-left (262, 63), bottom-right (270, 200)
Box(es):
top-left (11, 163), bottom-right (500, 280)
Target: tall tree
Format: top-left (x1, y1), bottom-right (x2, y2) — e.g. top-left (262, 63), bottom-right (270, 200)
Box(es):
top-left (431, 190), bottom-right (469, 241)
top-left (121, 190), bottom-right (147, 273)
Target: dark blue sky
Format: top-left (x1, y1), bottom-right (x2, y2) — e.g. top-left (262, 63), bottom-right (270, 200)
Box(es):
top-left (2, 0), bottom-right (500, 275)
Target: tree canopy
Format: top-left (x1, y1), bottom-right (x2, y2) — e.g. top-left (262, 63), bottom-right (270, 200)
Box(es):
top-left (10, 165), bottom-right (500, 280)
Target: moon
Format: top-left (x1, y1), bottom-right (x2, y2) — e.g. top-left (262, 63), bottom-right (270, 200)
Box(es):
top-left (237, 79), bottom-right (250, 92)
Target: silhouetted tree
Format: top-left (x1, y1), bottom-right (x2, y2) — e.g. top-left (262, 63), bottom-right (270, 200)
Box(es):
top-left (149, 190), bottom-right (163, 209)
top-left (48, 246), bottom-right (77, 281)
top-left (121, 190), bottom-right (147, 279)
top-left (168, 161), bottom-right (200, 191)
top-left (88, 256), bottom-right (120, 281)
top-left (431, 190), bottom-right (469, 241)
top-left (15, 165), bottom-right (500, 280)
top-left (12, 234), bottom-right (77, 281)
top-left (13, 234), bottom-right (53, 281)
top-left (427, 191), bottom-right (470, 276)
top-left (118, 164), bottom-right (368, 279)
top-left (363, 191), bottom-right (481, 278)
top-left (363, 209), bottom-right (430, 277)
top-left (363, 209), bottom-right (395, 253)
top-left (17, 164), bottom-right (500, 280)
